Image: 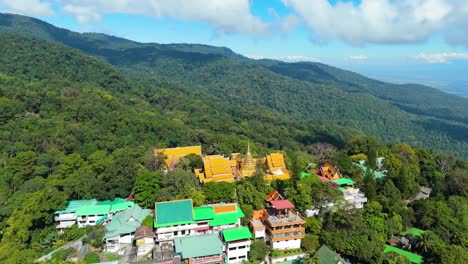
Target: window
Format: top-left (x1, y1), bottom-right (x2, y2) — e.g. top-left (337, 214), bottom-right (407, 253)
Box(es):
top-left (181, 230), bottom-right (186, 235)
top-left (239, 245), bottom-right (246, 249)
top-left (229, 247), bottom-right (236, 251)
top-left (239, 256), bottom-right (246, 259)
top-left (174, 231), bottom-right (178, 236)
top-left (229, 257), bottom-right (237, 260)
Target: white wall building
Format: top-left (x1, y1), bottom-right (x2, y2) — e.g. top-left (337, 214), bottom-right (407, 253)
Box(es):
top-left (222, 227), bottom-right (252, 264)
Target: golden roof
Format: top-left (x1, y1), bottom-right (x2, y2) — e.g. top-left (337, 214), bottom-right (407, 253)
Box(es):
top-left (154, 146), bottom-right (202, 168)
top-left (265, 152), bottom-right (291, 181)
top-left (196, 155), bottom-right (236, 183)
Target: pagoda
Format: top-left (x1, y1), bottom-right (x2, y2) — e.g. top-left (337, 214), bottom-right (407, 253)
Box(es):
top-left (240, 143), bottom-right (257, 178)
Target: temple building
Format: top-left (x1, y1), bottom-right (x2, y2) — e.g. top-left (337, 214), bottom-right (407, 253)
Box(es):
top-left (314, 161), bottom-right (342, 181)
top-left (195, 155), bottom-right (238, 183)
top-left (154, 145), bottom-right (202, 170)
top-left (232, 143), bottom-right (258, 178)
top-left (265, 153), bottom-right (291, 181)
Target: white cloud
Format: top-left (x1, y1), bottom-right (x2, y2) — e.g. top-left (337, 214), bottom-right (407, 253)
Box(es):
top-left (0, 0), bottom-right (54, 17)
top-left (246, 54), bottom-right (321, 62)
top-left (282, 0), bottom-right (468, 46)
top-left (58, 0), bottom-right (269, 35)
top-left (349, 55), bottom-right (368, 60)
top-left (416, 52), bottom-right (468, 63)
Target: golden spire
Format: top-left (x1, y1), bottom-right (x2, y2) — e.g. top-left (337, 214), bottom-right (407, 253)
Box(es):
top-left (245, 141), bottom-right (253, 165)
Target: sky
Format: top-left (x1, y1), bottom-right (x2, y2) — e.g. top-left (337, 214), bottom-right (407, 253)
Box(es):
top-left (1, 0), bottom-right (468, 96)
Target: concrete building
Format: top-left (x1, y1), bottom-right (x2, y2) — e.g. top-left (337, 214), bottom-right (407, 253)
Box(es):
top-left (222, 227), bottom-right (252, 264)
top-left (174, 234), bottom-right (224, 264)
top-left (154, 200), bottom-right (244, 247)
top-left (104, 205), bottom-right (150, 254)
top-left (54, 198), bottom-right (135, 230)
top-left (135, 226), bottom-right (156, 258)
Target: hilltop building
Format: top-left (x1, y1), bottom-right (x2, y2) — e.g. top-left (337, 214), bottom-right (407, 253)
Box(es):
top-left (154, 199), bottom-right (244, 247)
top-left (249, 191), bottom-right (305, 250)
top-left (316, 245), bottom-right (346, 264)
top-left (265, 153), bottom-right (291, 181)
top-left (195, 155), bottom-right (238, 183)
top-left (104, 204), bottom-right (150, 254)
top-left (135, 226), bottom-right (155, 258)
top-left (353, 158), bottom-right (387, 179)
top-left (232, 143), bottom-right (258, 178)
top-left (174, 233), bottom-right (224, 264)
top-left (314, 162), bottom-right (342, 181)
top-left (331, 178), bottom-right (368, 210)
top-left (154, 145), bottom-right (202, 170)
top-left (222, 227), bottom-right (252, 263)
top-left (54, 198), bottom-right (135, 230)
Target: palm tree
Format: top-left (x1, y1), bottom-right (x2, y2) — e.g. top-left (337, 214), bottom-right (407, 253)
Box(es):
top-left (416, 232), bottom-right (431, 254)
top-left (302, 251), bottom-right (321, 264)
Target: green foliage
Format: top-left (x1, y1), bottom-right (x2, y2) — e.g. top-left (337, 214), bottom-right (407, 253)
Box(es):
top-left (133, 171), bottom-right (160, 208)
top-left (141, 215), bottom-right (154, 228)
top-left (202, 182), bottom-right (236, 203)
top-left (301, 234), bottom-right (320, 252)
top-left (248, 240), bottom-right (270, 262)
top-left (271, 248), bottom-right (302, 258)
top-left (51, 247), bottom-right (77, 262)
top-left (84, 252), bottom-right (100, 264)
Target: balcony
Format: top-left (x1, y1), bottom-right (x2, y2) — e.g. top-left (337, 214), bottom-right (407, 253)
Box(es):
top-left (265, 210), bottom-right (305, 227)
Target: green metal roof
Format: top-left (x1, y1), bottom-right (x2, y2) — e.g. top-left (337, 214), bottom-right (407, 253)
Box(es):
top-left (193, 206), bottom-right (215, 221)
top-left (55, 199), bottom-right (98, 214)
top-left (331, 178), bottom-right (356, 185)
top-left (154, 200), bottom-right (194, 227)
top-left (317, 245), bottom-right (345, 264)
top-left (110, 201), bottom-right (135, 213)
top-left (174, 234), bottom-right (223, 259)
top-left (73, 198), bottom-right (133, 216)
top-left (209, 206), bottom-right (244, 227)
top-left (104, 205), bottom-right (151, 238)
top-left (400, 228), bottom-right (426, 237)
top-left (354, 163), bottom-right (386, 179)
top-left (96, 215), bottom-right (108, 224)
top-left (384, 245), bottom-right (423, 264)
top-left (222, 227), bottom-right (252, 242)
top-left (75, 204), bottom-right (111, 216)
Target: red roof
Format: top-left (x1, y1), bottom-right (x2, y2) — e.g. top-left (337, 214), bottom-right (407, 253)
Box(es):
top-left (270, 200), bottom-right (295, 210)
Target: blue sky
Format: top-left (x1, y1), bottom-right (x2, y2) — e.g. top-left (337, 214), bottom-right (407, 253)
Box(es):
top-left (1, 0), bottom-right (468, 96)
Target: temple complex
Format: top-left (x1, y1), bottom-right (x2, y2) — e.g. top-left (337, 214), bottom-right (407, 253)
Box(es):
top-left (154, 146), bottom-right (202, 170)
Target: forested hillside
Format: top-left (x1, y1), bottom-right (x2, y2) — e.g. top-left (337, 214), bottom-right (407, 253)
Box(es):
top-left (1, 13), bottom-right (466, 157)
top-left (0, 25), bottom-right (467, 264)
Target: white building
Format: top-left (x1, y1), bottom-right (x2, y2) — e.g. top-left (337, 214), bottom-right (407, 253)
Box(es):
top-left (55, 198), bottom-right (135, 229)
top-left (104, 205), bottom-right (150, 254)
top-left (154, 200), bottom-right (244, 246)
top-left (222, 227), bottom-right (252, 264)
top-left (54, 199), bottom-right (98, 231)
top-left (135, 226), bottom-right (155, 258)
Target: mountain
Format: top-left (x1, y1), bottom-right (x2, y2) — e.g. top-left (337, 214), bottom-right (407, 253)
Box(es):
top-left (1, 13), bottom-right (467, 157)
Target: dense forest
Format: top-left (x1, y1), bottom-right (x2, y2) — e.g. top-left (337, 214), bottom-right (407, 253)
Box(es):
top-left (0, 15), bottom-right (467, 264)
top-left (1, 13), bottom-right (467, 158)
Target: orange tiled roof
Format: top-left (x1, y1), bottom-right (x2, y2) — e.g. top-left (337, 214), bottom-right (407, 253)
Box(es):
top-left (266, 190), bottom-right (284, 202)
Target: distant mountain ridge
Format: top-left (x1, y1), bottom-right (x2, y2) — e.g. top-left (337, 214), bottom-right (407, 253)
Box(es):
top-left (1, 13), bottom-right (467, 157)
